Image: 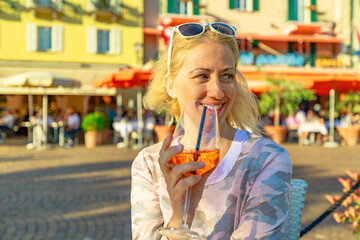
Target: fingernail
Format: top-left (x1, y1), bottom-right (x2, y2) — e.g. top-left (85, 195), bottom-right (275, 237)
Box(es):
top-left (198, 161), bottom-right (205, 167)
top-left (176, 144), bottom-right (182, 150)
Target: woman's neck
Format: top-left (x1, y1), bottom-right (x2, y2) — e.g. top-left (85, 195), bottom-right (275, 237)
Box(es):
top-left (219, 124), bottom-right (236, 161)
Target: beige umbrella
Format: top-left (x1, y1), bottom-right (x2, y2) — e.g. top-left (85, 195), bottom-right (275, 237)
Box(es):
top-left (0, 71), bottom-right (81, 145)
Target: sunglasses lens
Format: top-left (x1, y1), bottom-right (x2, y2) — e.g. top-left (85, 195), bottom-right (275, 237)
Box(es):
top-left (211, 23), bottom-right (236, 36)
top-left (178, 23), bottom-right (204, 37)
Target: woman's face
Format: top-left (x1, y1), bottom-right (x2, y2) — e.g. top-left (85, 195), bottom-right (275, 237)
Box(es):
top-left (167, 41), bottom-right (237, 130)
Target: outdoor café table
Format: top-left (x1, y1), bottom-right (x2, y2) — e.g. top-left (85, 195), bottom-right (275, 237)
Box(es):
top-left (298, 122), bottom-right (328, 135)
top-left (298, 121), bottom-right (328, 145)
top-left (113, 119), bottom-right (138, 148)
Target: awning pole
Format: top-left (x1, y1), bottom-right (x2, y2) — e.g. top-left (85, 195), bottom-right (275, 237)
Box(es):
top-left (136, 88), bottom-right (143, 148)
top-left (329, 89), bottom-right (335, 142)
top-left (28, 95), bottom-right (34, 118)
top-left (323, 88), bottom-right (339, 148)
top-left (116, 89), bottom-right (123, 116)
top-left (42, 94), bottom-right (48, 145)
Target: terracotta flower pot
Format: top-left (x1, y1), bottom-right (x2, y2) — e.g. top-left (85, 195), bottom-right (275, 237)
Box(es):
top-left (263, 125), bottom-right (288, 145)
top-left (100, 128), bottom-right (110, 144)
top-left (84, 130), bottom-right (98, 148)
top-left (154, 125), bottom-right (176, 143)
top-left (337, 126), bottom-right (360, 146)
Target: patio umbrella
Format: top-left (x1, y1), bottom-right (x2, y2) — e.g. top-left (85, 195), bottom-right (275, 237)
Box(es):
top-left (92, 67), bottom-right (153, 147)
top-left (0, 71), bottom-right (81, 145)
top-left (92, 68), bottom-right (152, 88)
top-left (311, 75), bottom-right (360, 147)
top-left (311, 75), bottom-right (360, 95)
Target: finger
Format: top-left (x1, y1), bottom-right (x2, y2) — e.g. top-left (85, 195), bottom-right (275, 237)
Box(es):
top-left (174, 175), bottom-right (202, 193)
top-left (159, 144), bottom-right (183, 172)
top-left (159, 143), bottom-right (183, 166)
top-left (159, 133), bottom-right (172, 155)
top-left (168, 161), bottom-right (205, 188)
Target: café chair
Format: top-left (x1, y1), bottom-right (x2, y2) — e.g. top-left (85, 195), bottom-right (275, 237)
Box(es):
top-left (283, 179), bottom-right (308, 240)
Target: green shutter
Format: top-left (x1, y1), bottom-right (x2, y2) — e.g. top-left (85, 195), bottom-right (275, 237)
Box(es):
top-left (167, 0), bottom-right (175, 13)
top-left (288, 0), bottom-right (295, 20)
top-left (288, 42), bottom-right (294, 53)
top-left (193, 0), bottom-right (199, 15)
top-left (253, 0), bottom-right (259, 11)
top-left (310, 43), bottom-right (316, 67)
top-left (229, 0), bottom-right (235, 9)
top-left (311, 0), bottom-right (317, 22)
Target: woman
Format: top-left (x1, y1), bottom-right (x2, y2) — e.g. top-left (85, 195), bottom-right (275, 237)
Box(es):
top-left (131, 22), bottom-right (292, 239)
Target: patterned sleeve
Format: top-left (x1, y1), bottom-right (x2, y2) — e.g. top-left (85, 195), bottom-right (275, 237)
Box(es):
top-left (131, 150), bottom-right (165, 240)
top-left (231, 147), bottom-right (292, 240)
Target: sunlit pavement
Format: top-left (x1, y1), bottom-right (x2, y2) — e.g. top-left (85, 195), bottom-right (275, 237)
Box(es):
top-left (0, 137), bottom-right (359, 240)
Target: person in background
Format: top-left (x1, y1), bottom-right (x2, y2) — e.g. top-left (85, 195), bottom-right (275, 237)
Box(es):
top-left (302, 109), bottom-right (328, 145)
top-left (131, 22), bottom-right (292, 239)
top-left (0, 109), bottom-right (15, 141)
top-left (63, 107), bottom-right (81, 147)
top-left (295, 103), bottom-right (306, 125)
top-left (0, 109), bottom-right (15, 132)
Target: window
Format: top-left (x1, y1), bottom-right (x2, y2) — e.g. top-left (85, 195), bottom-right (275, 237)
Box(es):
top-left (229, 0), bottom-right (258, 11)
top-left (87, 27), bottom-right (121, 54)
top-left (235, 0), bottom-right (247, 11)
top-left (175, 1), bottom-right (188, 14)
top-left (167, 0), bottom-right (189, 14)
top-left (87, 0), bottom-right (122, 14)
top-left (97, 30), bottom-right (110, 54)
top-left (38, 0), bottom-right (52, 7)
top-left (38, 27), bottom-right (52, 51)
top-left (27, 24), bottom-right (63, 52)
top-left (288, 0), bottom-right (305, 21)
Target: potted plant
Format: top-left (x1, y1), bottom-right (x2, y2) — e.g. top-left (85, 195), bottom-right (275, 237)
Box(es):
top-left (81, 111), bottom-right (111, 148)
top-left (153, 109), bottom-right (176, 143)
top-left (258, 77), bottom-right (316, 144)
top-left (336, 91), bottom-right (360, 146)
top-left (325, 170), bottom-right (360, 238)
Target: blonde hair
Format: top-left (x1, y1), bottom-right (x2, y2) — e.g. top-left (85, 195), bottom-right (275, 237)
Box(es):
top-left (143, 29), bottom-right (261, 135)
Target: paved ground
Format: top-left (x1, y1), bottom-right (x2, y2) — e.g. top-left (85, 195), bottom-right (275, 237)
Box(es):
top-left (0, 137), bottom-right (359, 240)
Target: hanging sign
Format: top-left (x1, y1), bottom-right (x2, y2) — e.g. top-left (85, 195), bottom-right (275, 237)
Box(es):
top-left (239, 51), bottom-right (305, 67)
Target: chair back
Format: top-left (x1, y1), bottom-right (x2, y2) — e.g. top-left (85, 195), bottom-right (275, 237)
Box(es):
top-left (283, 179), bottom-right (308, 240)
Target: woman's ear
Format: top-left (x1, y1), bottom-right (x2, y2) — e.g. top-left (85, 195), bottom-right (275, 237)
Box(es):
top-left (165, 75), bottom-right (177, 98)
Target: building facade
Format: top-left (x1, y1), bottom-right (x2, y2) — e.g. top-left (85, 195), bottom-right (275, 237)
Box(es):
top-left (0, 0), bottom-right (144, 113)
top-left (144, 0), bottom-right (360, 101)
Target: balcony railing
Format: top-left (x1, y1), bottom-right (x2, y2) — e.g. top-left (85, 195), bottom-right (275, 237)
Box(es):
top-left (26, 0), bottom-right (63, 18)
top-left (87, 0), bottom-right (122, 22)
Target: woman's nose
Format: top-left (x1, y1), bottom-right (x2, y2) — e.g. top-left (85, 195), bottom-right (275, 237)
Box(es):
top-left (207, 78), bottom-right (224, 99)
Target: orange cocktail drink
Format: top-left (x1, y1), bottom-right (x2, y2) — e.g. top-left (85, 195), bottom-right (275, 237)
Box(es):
top-left (171, 149), bottom-right (220, 176)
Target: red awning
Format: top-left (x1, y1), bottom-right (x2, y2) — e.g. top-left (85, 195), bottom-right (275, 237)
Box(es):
top-left (92, 68), bottom-right (152, 89)
top-left (242, 70), bottom-right (360, 95)
top-left (311, 75), bottom-right (360, 95)
top-left (144, 27), bottom-right (161, 35)
top-left (281, 22), bottom-right (332, 35)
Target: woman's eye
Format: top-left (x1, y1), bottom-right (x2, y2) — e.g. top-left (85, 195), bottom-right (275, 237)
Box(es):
top-left (196, 74), bottom-right (208, 79)
top-left (223, 74), bottom-right (234, 81)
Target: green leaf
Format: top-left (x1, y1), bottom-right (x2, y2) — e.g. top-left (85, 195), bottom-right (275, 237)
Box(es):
top-left (258, 76), bottom-right (317, 125)
top-left (81, 111), bottom-right (111, 132)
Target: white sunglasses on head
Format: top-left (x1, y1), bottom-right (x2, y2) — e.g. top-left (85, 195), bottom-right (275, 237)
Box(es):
top-left (167, 22), bottom-right (237, 74)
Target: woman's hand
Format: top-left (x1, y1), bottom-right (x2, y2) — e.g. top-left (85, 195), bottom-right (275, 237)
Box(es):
top-left (158, 133), bottom-right (205, 227)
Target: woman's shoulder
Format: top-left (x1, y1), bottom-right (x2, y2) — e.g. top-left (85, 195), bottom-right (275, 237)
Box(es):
top-left (243, 132), bottom-right (288, 154)
top-left (133, 143), bottom-right (162, 165)
top-left (238, 131), bottom-right (291, 169)
top-left (132, 143), bottom-right (163, 181)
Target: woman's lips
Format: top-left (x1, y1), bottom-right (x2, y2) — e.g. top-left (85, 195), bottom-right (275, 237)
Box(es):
top-left (199, 103), bottom-right (225, 113)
